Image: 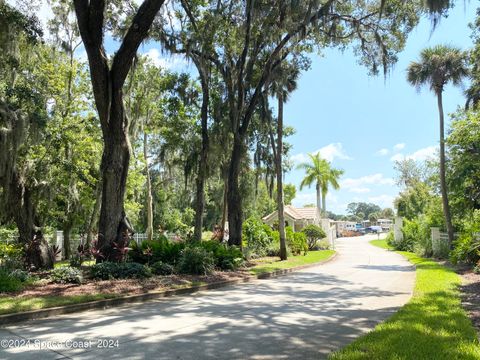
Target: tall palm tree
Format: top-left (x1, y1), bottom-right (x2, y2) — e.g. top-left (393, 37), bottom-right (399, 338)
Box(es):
top-left (406, 44), bottom-right (468, 245)
top-left (320, 165), bottom-right (344, 216)
top-left (267, 63), bottom-right (299, 260)
top-left (297, 153), bottom-right (344, 217)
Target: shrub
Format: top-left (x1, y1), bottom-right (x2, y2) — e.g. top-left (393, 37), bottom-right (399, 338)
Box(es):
top-left (0, 242), bottom-right (24, 269)
top-left (397, 218), bottom-right (418, 252)
top-left (0, 269), bottom-right (23, 292)
top-left (197, 241), bottom-right (244, 270)
top-left (386, 230), bottom-right (395, 247)
top-left (150, 261), bottom-right (174, 275)
top-left (242, 217), bottom-right (274, 257)
top-left (302, 225), bottom-right (326, 250)
top-left (50, 266), bottom-right (83, 284)
top-left (128, 238), bottom-right (185, 265)
top-left (90, 262), bottom-right (152, 280)
top-left (177, 247), bottom-right (215, 275)
top-left (289, 232), bottom-right (308, 255)
top-left (9, 269), bottom-right (30, 282)
top-left (314, 239), bottom-right (331, 250)
top-left (450, 210), bottom-right (480, 264)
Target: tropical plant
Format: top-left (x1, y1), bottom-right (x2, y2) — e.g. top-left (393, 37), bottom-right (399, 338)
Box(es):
top-left (177, 247), bottom-right (215, 275)
top-left (407, 44), bottom-right (469, 245)
top-left (298, 153), bottom-right (344, 216)
top-left (302, 225), bottom-right (327, 250)
top-left (50, 266), bottom-right (83, 284)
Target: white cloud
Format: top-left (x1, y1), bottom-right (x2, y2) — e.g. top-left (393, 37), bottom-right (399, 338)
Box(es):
top-left (143, 48), bottom-right (189, 70)
top-left (349, 187), bottom-right (371, 194)
top-left (290, 143), bottom-right (352, 164)
top-left (390, 153), bottom-right (405, 162)
top-left (376, 148), bottom-right (389, 156)
top-left (367, 194), bottom-right (395, 208)
top-left (390, 145), bottom-right (437, 163)
top-left (292, 192), bottom-right (316, 207)
top-left (393, 143), bottom-right (406, 152)
top-left (408, 146), bottom-right (437, 161)
top-left (341, 173), bottom-right (395, 191)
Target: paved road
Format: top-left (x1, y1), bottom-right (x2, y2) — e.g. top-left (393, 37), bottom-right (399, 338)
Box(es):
top-left (1, 235), bottom-right (415, 360)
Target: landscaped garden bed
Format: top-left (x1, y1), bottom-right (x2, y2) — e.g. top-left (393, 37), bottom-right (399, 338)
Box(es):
top-left (0, 248), bottom-right (335, 316)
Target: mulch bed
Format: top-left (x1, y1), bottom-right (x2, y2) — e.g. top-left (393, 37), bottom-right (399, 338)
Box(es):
top-left (458, 266), bottom-right (480, 337)
top-left (1, 271), bottom-right (252, 299)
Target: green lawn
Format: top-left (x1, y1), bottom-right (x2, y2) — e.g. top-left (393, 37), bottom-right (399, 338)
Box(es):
top-left (330, 239), bottom-right (480, 360)
top-left (369, 239), bottom-right (393, 250)
top-left (0, 293), bottom-right (119, 315)
top-left (250, 250), bottom-right (335, 276)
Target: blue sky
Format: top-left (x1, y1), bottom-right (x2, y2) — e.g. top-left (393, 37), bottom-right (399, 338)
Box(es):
top-left (33, 1), bottom-right (478, 215)
top-left (283, 3), bottom-right (477, 214)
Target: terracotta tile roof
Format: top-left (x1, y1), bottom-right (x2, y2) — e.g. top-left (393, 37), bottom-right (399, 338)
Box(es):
top-left (263, 205), bottom-right (318, 221)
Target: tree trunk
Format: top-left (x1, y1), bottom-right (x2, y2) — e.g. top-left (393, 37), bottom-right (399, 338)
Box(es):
top-left (221, 169), bottom-right (228, 238)
top-left (227, 135), bottom-right (245, 247)
top-left (322, 190), bottom-right (327, 218)
top-left (275, 94), bottom-right (287, 260)
top-left (437, 92), bottom-right (454, 245)
top-left (63, 221), bottom-right (73, 260)
top-left (97, 96), bottom-right (131, 262)
top-left (316, 183), bottom-right (321, 216)
top-left (194, 76), bottom-right (209, 242)
top-left (143, 132), bottom-right (154, 242)
top-left (9, 173), bottom-right (35, 245)
top-left (86, 178), bottom-right (102, 248)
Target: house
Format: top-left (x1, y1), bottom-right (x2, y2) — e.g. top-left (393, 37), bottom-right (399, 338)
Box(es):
top-left (262, 205), bottom-right (321, 232)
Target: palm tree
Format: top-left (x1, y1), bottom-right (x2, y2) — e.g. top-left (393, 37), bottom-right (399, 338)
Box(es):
top-left (406, 44), bottom-right (469, 245)
top-left (267, 63), bottom-right (299, 260)
top-left (297, 154), bottom-right (344, 217)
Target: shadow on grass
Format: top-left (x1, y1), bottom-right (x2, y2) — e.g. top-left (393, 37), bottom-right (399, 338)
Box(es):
top-left (331, 255), bottom-right (480, 359)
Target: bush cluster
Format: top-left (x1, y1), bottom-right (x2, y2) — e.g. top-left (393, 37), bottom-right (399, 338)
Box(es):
top-left (128, 237), bottom-right (185, 265)
top-left (242, 216), bottom-right (314, 257)
top-left (150, 261), bottom-right (174, 275)
top-left (90, 262), bottom-right (152, 280)
top-left (302, 225), bottom-right (327, 250)
top-left (50, 266), bottom-right (83, 284)
top-left (0, 267), bottom-right (28, 292)
top-left (177, 247), bottom-right (215, 275)
top-left (450, 210), bottom-right (480, 265)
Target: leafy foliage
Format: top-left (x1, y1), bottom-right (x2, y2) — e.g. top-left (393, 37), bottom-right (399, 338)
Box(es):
top-left (50, 266), bottom-right (83, 284)
top-left (302, 225), bottom-right (326, 250)
top-left (0, 268), bottom-right (24, 292)
top-left (90, 262), bottom-right (152, 280)
top-left (242, 217), bottom-right (275, 257)
top-left (150, 261), bottom-right (174, 276)
top-left (177, 247), bottom-right (215, 275)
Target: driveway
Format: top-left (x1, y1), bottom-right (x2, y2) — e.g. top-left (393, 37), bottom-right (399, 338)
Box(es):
top-left (1, 234), bottom-right (415, 359)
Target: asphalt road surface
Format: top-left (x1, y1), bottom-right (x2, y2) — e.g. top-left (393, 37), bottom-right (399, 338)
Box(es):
top-left (1, 234), bottom-right (415, 360)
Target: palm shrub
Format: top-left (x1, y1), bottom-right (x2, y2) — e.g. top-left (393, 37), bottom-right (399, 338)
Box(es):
top-left (128, 237), bottom-right (186, 265)
top-left (302, 225), bottom-right (326, 250)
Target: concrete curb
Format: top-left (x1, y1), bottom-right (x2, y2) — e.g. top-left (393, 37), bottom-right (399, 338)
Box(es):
top-left (0, 252), bottom-right (337, 326)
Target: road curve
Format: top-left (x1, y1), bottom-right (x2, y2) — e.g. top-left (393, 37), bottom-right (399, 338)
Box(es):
top-left (1, 235), bottom-right (415, 360)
